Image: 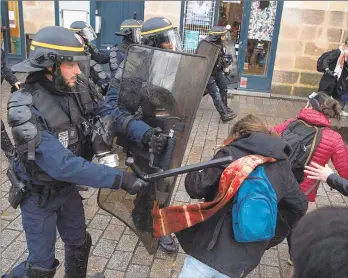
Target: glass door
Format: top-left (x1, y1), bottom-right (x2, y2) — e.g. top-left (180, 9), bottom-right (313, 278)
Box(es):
top-left (237, 0), bottom-right (283, 92)
top-left (1, 0), bottom-right (25, 66)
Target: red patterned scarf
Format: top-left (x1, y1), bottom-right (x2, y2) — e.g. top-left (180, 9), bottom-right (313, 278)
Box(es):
top-left (152, 155), bottom-right (276, 238)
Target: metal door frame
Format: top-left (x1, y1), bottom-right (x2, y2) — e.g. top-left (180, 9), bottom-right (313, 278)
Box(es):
top-left (237, 0), bottom-right (284, 92)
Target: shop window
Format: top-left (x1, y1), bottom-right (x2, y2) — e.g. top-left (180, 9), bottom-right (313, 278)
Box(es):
top-left (181, 1), bottom-right (216, 53)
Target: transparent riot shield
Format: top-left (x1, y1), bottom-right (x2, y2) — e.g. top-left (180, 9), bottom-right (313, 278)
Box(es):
top-left (98, 45), bottom-right (213, 254)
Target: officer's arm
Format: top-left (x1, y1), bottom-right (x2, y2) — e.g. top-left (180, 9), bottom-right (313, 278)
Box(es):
top-left (88, 43), bottom-right (110, 64)
top-left (36, 131), bottom-right (125, 188)
top-left (1, 49), bottom-right (19, 86)
top-left (7, 90), bottom-right (124, 189)
top-left (93, 100), bottom-right (151, 144)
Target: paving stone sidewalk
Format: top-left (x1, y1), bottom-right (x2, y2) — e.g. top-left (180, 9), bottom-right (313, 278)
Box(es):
top-left (1, 79), bottom-right (348, 278)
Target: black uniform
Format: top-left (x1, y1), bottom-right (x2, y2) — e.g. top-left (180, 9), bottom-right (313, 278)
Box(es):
top-left (1, 48), bottom-right (17, 159)
top-left (205, 26), bottom-right (236, 123)
top-left (106, 19), bottom-right (143, 106)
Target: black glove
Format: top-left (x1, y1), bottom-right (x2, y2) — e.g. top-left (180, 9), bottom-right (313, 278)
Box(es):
top-left (142, 127), bottom-right (168, 155)
top-left (121, 171), bottom-right (148, 195)
top-left (325, 68), bottom-right (336, 77)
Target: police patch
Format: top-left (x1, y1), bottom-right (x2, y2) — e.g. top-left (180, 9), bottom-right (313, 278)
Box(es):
top-left (58, 130), bottom-right (69, 148)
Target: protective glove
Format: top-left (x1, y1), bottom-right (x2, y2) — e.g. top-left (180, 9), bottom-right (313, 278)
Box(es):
top-left (142, 127), bottom-right (168, 155)
top-left (121, 171), bottom-right (148, 195)
top-left (325, 68), bottom-right (336, 77)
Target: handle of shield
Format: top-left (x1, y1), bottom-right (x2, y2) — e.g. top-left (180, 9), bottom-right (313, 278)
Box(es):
top-left (125, 156), bottom-right (233, 181)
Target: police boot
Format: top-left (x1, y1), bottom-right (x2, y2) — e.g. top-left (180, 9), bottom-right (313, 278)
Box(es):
top-left (158, 235), bottom-right (179, 254)
top-left (220, 89), bottom-right (234, 114)
top-left (1, 126), bottom-right (14, 160)
top-left (24, 259), bottom-right (59, 278)
top-left (215, 99), bottom-right (236, 123)
top-left (64, 232), bottom-right (92, 278)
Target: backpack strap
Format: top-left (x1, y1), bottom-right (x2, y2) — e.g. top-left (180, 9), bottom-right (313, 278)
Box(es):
top-left (297, 120), bottom-right (322, 167)
top-left (297, 120), bottom-right (323, 196)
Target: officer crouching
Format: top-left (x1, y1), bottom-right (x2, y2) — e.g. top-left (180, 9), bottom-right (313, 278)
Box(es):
top-left (2, 26), bottom-right (168, 278)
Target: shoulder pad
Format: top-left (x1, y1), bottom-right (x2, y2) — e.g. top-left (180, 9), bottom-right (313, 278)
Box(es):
top-left (12, 121), bottom-right (41, 158)
top-left (7, 88), bottom-right (33, 109)
top-left (8, 105), bottom-right (33, 127)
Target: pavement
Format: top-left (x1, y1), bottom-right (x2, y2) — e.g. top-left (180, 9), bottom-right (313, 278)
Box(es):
top-left (1, 77), bottom-right (348, 278)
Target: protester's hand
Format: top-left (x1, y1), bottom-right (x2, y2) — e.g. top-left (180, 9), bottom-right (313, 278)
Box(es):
top-left (149, 127), bottom-right (168, 155)
top-left (13, 82), bottom-right (21, 89)
top-left (121, 171), bottom-right (148, 195)
top-left (142, 127), bottom-right (168, 155)
top-left (304, 162), bottom-right (334, 182)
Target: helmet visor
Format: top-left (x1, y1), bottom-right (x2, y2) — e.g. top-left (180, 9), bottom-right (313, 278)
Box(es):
top-left (56, 53), bottom-right (91, 88)
top-left (80, 24), bottom-right (97, 42)
top-left (132, 28), bottom-right (142, 44)
top-left (156, 29), bottom-right (183, 52)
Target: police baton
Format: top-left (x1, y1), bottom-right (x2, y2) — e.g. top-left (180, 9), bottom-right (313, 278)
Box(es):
top-left (126, 156), bottom-right (233, 181)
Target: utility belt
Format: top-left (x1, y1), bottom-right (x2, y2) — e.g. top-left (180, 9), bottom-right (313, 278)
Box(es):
top-left (7, 166), bottom-right (71, 209)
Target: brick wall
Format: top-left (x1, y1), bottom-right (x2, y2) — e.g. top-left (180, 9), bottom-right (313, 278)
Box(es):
top-left (271, 1), bottom-right (348, 97)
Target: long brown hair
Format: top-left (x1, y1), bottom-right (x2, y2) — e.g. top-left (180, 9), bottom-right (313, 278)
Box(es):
top-left (223, 114), bottom-right (275, 146)
top-left (310, 92), bottom-right (341, 120)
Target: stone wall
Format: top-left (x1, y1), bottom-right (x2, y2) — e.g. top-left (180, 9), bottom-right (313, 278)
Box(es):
top-left (22, 1), bottom-right (55, 34)
top-left (144, 1), bottom-right (181, 28)
top-left (271, 1), bottom-right (348, 97)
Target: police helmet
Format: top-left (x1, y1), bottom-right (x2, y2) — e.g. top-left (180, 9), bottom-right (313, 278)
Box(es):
top-left (70, 21), bottom-right (97, 43)
top-left (115, 19), bottom-right (143, 44)
top-left (141, 17), bottom-right (182, 51)
top-left (12, 26), bottom-right (89, 74)
top-left (207, 26), bottom-right (230, 44)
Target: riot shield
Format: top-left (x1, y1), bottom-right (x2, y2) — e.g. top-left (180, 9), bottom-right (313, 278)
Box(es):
top-left (195, 39), bottom-right (221, 79)
top-left (97, 45), bottom-right (212, 254)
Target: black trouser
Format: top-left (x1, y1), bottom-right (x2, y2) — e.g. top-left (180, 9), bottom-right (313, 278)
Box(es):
top-left (206, 75), bottom-right (230, 118)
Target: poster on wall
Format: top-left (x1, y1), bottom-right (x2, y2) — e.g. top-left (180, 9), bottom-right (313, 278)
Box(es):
top-left (248, 1), bottom-right (277, 41)
top-left (185, 1), bottom-right (214, 27)
top-left (184, 30), bottom-right (200, 50)
top-left (8, 11), bottom-right (16, 28)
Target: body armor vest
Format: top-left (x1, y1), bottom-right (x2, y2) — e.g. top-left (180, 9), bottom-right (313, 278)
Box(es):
top-left (21, 81), bottom-right (100, 186)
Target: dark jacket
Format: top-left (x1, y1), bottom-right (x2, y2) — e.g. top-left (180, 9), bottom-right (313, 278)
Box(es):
top-left (327, 173), bottom-right (348, 196)
top-left (270, 108), bottom-right (348, 202)
top-left (176, 133), bottom-right (308, 278)
top-left (1, 48), bottom-right (18, 85)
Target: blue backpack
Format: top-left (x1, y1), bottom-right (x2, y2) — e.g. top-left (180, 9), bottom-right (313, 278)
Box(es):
top-left (232, 165), bottom-right (277, 243)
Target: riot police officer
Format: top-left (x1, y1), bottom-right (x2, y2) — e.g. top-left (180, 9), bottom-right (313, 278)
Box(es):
top-left (106, 18), bottom-right (143, 106)
top-left (205, 26), bottom-right (236, 123)
top-left (2, 26), bottom-right (168, 278)
top-left (70, 21), bottom-right (110, 96)
top-left (141, 16), bottom-right (182, 51)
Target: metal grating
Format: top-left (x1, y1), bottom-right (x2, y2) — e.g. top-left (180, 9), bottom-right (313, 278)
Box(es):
top-left (181, 1), bottom-right (216, 53)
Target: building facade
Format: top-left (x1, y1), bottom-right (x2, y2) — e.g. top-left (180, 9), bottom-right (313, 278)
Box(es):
top-left (1, 1), bottom-right (347, 97)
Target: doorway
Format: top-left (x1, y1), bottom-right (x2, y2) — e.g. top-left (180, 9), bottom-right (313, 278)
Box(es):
top-left (219, 0), bottom-right (283, 93)
top-left (1, 0), bottom-right (25, 66)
